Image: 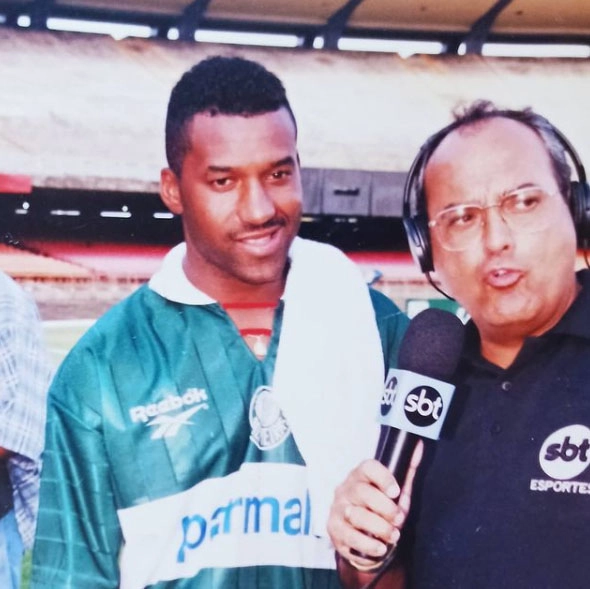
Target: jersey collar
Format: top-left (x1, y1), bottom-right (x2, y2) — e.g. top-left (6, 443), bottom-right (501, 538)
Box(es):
top-left (148, 240), bottom-right (299, 306)
top-left (148, 243), bottom-right (215, 305)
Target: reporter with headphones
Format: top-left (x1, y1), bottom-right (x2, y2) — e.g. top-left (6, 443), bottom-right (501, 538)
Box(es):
top-left (328, 100), bottom-right (590, 588)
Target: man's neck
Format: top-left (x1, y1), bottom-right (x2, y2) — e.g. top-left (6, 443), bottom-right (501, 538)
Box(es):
top-left (182, 257), bottom-right (287, 304)
top-left (477, 277), bottom-right (581, 369)
top-left (479, 338), bottom-right (523, 369)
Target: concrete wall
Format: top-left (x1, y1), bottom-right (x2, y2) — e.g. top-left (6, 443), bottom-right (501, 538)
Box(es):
top-left (1, 28), bottom-right (590, 190)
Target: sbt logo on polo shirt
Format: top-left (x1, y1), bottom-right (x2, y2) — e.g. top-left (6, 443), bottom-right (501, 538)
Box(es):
top-left (539, 424), bottom-right (590, 480)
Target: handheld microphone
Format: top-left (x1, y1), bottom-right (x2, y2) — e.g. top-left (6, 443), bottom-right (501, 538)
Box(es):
top-left (376, 307), bottom-right (465, 482)
top-left (350, 307), bottom-right (464, 565)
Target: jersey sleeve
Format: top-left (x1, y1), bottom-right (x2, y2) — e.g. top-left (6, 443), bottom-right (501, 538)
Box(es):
top-left (31, 338), bottom-right (122, 589)
top-left (369, 287), bottom-right (410, 371)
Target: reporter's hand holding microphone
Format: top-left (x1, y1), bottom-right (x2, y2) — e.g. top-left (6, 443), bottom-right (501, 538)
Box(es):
top-left (327, 308), bottom-right (465, 587)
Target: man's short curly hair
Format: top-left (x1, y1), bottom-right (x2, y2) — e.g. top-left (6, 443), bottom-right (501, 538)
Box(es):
top-left (165, 55), bottom-right (297, 176)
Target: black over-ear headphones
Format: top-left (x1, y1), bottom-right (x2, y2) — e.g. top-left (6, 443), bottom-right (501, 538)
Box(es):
top-left (402, 113), bottom-right (590, 275)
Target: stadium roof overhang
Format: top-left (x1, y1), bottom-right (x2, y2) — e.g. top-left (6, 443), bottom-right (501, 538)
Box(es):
top-left (0, 0), bottom-right (589, 248)
top-left (0, 0), bottom-right (589, 53)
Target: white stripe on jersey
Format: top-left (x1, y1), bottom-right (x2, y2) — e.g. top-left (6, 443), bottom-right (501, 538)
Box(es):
top-left (118, 462), bottom-right (336, 589)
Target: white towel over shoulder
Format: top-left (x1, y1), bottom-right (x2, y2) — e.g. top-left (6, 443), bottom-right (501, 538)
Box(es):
top-left (274, 238), bottom-right (384, 536)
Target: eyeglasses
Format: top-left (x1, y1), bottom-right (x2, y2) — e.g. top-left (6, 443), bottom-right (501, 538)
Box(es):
top-left (428, 187), bottom-right (557, 252)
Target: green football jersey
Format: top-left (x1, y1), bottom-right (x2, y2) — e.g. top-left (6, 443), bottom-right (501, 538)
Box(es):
top-left (32, 284), bottom-right (408, 588)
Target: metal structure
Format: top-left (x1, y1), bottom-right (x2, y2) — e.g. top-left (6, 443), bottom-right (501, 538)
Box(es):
top-left (0, 0), bottom-right (589, 55)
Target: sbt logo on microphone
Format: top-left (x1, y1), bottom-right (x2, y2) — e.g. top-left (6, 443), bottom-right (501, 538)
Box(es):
top-left (379, 369), bottom-right (455, 440)
top-left (405, 386), bottom-right (443, 427)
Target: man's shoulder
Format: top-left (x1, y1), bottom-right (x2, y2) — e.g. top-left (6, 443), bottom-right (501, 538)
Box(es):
top-left (578, 268), bottom-right (590, 296)
top-left (64, 284), bottom-right (210, 360)
top-left (0, 269), bottom-right (19, 292)
top-left (47, 285), bottom-right (167, 406)
top-left (368, 287), bottom-right (407, 320)
top-left (60, 284), bottom-right (156, 358)
top-left (0, 270), bottom-right (36, 311)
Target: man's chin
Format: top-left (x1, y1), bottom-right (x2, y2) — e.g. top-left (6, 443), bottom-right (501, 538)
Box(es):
top-left (236, 263), bottom-right (288, 288)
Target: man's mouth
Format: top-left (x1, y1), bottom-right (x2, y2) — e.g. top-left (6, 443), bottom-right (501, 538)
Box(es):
top-left (485, 267), bottom-right (523, 288)
top-left (236, 224), bottom-right (285, 255)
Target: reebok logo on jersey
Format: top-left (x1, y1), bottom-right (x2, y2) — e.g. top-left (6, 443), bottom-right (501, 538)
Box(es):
top-left (129, 388), bottom-right (209, 439)
top-left (530, 424), bottom-right (590, 495)
top-left (147, 405), bottom-right (208, 439)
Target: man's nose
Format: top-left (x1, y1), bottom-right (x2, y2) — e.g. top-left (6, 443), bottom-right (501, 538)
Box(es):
top-left (482, 204), bottom-right (514, 253)
top-left (238, 179), bottom-right (276, 225)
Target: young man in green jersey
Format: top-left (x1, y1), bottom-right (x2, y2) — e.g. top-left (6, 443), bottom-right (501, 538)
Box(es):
top-left (31, 55), bottom-right (409, 588)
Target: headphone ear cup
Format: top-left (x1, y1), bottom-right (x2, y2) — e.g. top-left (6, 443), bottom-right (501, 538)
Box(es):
top-left (570, 181), bottom-right (590, 241)
top-left (403, 213), bottom-right (433, 274)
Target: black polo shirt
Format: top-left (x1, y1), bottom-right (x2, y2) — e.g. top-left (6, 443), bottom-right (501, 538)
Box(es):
top-left (404, 269), bottom-right (590, 589)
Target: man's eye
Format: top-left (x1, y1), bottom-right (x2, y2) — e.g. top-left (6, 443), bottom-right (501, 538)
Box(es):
top-left (508, 192), bottom-right (542, 212)
top-left (271, 169), bottom-right (292, 181)
top-left (211, 178), bottom-right (232, 188)
top-left (446, 208), bottom-right (478, 228)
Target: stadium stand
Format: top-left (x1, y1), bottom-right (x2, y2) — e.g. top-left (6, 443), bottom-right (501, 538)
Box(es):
top-left (0, 0), bottom-right (589, 323)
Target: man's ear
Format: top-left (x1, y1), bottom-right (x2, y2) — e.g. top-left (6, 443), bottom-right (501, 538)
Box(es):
top-left (160, 168), bottom-right (183, 215)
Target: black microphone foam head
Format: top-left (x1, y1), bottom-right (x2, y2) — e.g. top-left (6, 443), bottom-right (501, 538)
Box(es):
top-left (398, 307), bottom-right (465, 381)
